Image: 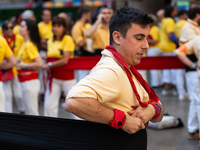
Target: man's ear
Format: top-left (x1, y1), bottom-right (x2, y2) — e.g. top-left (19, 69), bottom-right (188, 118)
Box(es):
top-left (112, 31), bottom-right (122, 45)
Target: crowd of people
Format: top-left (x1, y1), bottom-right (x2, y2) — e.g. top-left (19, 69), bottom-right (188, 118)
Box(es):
top-left (0, 3), bottom-right (200, 141)
top-left (0, 6), bottom-right (113, 118)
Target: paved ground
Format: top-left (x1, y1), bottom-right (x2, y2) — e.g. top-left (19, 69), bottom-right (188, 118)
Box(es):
top-left (12, 87), bottom-right (200, 150)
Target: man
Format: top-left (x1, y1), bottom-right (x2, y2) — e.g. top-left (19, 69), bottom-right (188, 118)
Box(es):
top-left (178, 5), bottom-right (200, 139)
top-left (174, 9), bottom-right (188, 101)
top-left (2, 20), bottom-right (25, 114)
top-left (38, 9), bottom-right (53, 50)
top-left (71, 8), bottom-right (92, 81)
top-left (85, 6), bottom-right (111, 55)
top-left (66, 7), bottom-right (164, 135)
top-left (38, 9), bottom-right (53, 96)
top-left (0, 36), bottom-right (17, 112)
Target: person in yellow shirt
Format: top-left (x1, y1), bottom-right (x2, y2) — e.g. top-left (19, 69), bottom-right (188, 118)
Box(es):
top-left (38, 9), bottom-right (53, 97)
top-left (174, 9), bottom-right (188, 101)
top-left (146, 14), bottom-right (162, 88)
top-left (85, 6), bottom-right (111, 55)
top-left (159, 4), bottom-right (178, 95)
top-left (38, 9), bottom-right (53, 49)
top-left (71, 8), bottom-right (92, 82)
top-left (42, 16), bottom-right (77, 118)
top-left (17, 19), bottom-right (43, 115)
top-left (66, 8), bottom-right (164, 140)
top-left (0, 36), bottom-right (17, 112)
top-left (2, 20), bottom-right (25, 114)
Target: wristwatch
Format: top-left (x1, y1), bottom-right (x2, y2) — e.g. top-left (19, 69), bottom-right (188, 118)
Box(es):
top-left (47, 62), bottom-right (52, 67)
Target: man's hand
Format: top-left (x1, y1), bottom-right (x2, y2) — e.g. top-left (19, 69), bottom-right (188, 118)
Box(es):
top-left (121, 115), bottom-right (145, 134)
top-left (127, 105), bottom-right (155, 124)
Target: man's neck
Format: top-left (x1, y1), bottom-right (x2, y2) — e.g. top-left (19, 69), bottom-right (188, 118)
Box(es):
top-left (102, 22), bottom-right (109, 30)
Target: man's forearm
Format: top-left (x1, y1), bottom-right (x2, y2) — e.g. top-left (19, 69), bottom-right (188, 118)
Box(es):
top-left (65, 97), bottom-right (114, 124)
top-left (0, 55), bottom-right (16, 69)
top-left (85, 21), bottom-right (100, 38)
top-left (150, 102), bottom-right (164, 123)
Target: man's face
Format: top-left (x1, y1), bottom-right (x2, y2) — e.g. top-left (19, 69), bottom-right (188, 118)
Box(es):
top-left (100, 8), bottom-right (111, 23)
top-left (42, 10), bottom-right (51, 23)
top-left (118, 23), bottom-right (150, 66)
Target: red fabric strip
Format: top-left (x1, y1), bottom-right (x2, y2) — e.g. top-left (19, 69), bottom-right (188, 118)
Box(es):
top-left (3, 34), bottom-right (16, 51)
top-left (18, 70), bottom-right (38, 82)
top-left (50, 56), bottom-right (184, 70)
top-left (105, 45), bottom-right (159, 108)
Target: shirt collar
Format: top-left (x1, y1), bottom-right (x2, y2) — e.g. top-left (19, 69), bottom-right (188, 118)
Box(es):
top-left (187, 18), bottom-right (199, 26)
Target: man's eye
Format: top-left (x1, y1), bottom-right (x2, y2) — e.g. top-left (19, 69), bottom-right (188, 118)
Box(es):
top-left (136, 38), bottom-right (142, 41)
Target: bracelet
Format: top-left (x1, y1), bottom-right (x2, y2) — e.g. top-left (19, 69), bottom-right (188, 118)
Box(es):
top-left (108, 109), bottom-right (126, 129)
top-left (148, 102), bottom-right (161, 119)
top-left (191, 63), bottom-right (196, 69)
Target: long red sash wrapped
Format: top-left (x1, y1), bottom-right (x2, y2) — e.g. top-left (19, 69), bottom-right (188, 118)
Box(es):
top-left (47, 58), bottom-right (75, 93)
top-left (106, 46), bottom-right (159, 108)
top-left (18, 70), bottom-right (38, 82)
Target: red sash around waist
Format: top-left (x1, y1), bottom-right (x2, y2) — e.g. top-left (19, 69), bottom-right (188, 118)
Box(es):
top-left (18, 70), bottom-right (38, 82)
top-left (47, 58), bottom-right (75, 93)
top-left (47, 58), bottom-right (74, 80)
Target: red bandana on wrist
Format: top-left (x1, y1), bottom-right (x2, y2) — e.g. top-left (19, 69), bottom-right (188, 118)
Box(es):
top-left (105, 45), bottom-right (159, 108)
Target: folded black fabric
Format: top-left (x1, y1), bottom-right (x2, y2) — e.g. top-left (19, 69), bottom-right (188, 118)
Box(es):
top-left (0, 112), bottom-right (147, 150)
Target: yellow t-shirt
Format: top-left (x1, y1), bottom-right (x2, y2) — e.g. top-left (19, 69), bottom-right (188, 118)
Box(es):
top-left (0, 27), bottom-right (2, 35)
top-left (149, 25), bottom-right (159, 48)
top-left (0, 36), bottom-right (13, 63)
top-left (92, 24), bottom-right (109, 50)
top-left (159, 17), bottom-right (176, 53)
top-left (38, 21), bottom-right (53, 39)
top-left (47, 35), bottom-right (75, 59)
top-left (18, 40), bottom-right (40, 63)
top-left (71, 21), bottom-right (87, 50)
top-left (174, 19), bottom-right (187, 38)
top-left (4, 34), bottom-right (24, 76)
top-left (13, 25), bottom-right (20, 35)
top-left (67, 49), bottom-right (161, 114)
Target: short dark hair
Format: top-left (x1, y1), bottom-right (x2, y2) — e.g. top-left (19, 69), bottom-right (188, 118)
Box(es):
top-left (109, 7), bottom-right (153, 45)
top-left (76, 8), bottom-right (90, 20)
top-left (188, 6), bottom-right (200, 19)
top-left (24, 19), bottom-right (41, 50)
top-left (164, 5), bottom-right (174, 17)
top-left (2, 20), bottom-right (13, 30)
top-left (178, 9), bottom-right (188, 17)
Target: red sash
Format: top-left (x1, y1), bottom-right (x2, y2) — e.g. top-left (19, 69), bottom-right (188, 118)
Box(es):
top-left (1, 69), bottom-right (14, 82)
top-left (3, 34), bottom-right (16, 51)
top-left (105, 46), bottom-right (159, 108)
top-left (47, 58), bottom-right (75, 92)
top-left (18, 70), bottom-right (38, 82)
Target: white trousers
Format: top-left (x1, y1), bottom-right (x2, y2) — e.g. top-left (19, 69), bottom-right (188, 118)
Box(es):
top-left (146, 47), bottom-right (162, 87)
top-left (3, 76), bottom-right (25, 113)
top-left (21, 79), bottom-right (40, 115)
top-left (75, 70), bottom-right (90, 82)
top-left (0, 82), bottom-right (5, 112)
top-left (161, 52), bottom-right (176, 85)
top-left (186, 71), bottom-right (200, 133)
top-left (44, 78), bottom-right (76, 117)
top-left (176, 69), bottom-right (186, 95)
top-left (39, 50), bottom-right (47, 94)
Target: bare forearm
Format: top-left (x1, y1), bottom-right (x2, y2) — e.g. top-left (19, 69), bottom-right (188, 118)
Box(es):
top-left (65, 97), bottom-right (114, 124)
top-left (85, 21), bottom-right (100, 38)
top-left (0, 56), bottom-right (17, 69)
top-left (177, 55), bottom-right (195, 68)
